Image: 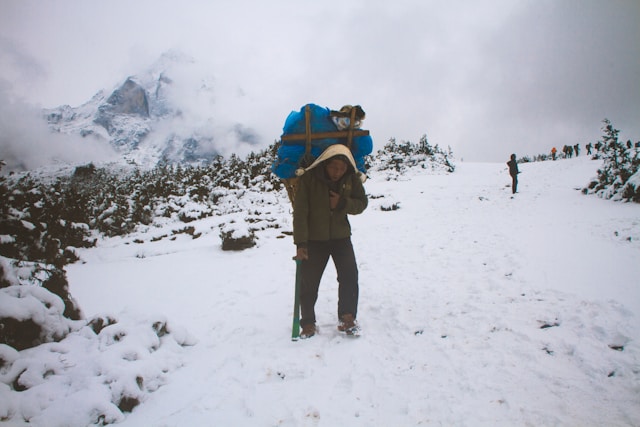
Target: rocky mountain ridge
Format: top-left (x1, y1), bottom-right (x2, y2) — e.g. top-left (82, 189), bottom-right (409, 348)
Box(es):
top-left (43, 50), bottom-right (260, 168)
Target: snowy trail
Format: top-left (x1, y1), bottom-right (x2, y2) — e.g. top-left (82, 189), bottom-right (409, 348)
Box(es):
top-left (66, 157), bottom-right (640, 426)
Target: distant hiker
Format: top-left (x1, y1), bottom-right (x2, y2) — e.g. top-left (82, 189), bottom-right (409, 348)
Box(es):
top-left (293, 145), bottom-right (368, 338)
top-left (595, 141), bottom-right (603, 151)
top-left (507, 153), bottom-right (519, 194)
top-left (551, 147), bottom-right (557, 160)
top-left (574, 144), bottom-right (580, 156)
top-left (586, 143), bottom-right (593, 155)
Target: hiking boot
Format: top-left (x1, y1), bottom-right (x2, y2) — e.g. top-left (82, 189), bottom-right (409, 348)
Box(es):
top-left (300, 323), bottom-right (316, 339)
top-left (338, 314), bottom-right (356, 332)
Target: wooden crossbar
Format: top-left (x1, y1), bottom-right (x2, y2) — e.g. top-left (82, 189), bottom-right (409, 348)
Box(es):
top-left (280, 129), bottom-right (370, 142)
top-left (281, 104), bottom-right (369, 149)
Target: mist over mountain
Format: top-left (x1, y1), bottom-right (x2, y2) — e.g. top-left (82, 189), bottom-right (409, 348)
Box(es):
top-left (0, 85), bottom-right (118, 173)
top-left (10, 50), bottom-right (263, 172)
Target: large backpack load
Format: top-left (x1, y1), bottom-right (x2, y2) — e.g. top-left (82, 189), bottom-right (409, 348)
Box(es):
top-left (271, 103), bottom-right (373, 203)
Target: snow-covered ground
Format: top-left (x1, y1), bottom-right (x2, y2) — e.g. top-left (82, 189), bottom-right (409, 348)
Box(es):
top-left (6, 156), bottom-right (640, 426)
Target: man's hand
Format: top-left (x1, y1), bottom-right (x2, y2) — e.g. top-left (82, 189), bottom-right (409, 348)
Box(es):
top-left (295, 247), bottom-right (308, 260)
top-left (329, 191), bottom-right (340, 210)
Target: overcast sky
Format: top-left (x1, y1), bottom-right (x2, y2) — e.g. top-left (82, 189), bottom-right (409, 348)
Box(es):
top-left (1, 0), bottom-right (639, 163)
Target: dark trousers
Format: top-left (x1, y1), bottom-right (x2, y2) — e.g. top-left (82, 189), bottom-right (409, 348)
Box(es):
top-left (511, 174), bottom-right (518, 194)
top-left (300, 238), bottom-right (359, 326)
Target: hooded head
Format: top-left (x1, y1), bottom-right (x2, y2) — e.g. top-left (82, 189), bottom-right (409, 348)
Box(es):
top-left (324, 154), bottom-right (352, 182)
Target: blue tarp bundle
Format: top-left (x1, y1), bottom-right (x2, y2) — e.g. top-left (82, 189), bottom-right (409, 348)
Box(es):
top-left (271, 104), bottom-right (373, 179)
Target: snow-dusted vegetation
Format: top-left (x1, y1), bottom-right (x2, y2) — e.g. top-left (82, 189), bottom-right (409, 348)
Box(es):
top-left (583, 119), bottom-right (640, 202)
top-left (1, 122), bottom-right (638, 425)
top-left (2, 120), bottom-right (639, 425)
top-left (0, 139), bottom-right (459, 425)
top-left (1, 148), bottom-right (638, 426)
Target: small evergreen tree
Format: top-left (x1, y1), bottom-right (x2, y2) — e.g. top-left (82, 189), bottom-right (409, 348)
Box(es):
top-left (584, 119), bottom-right (639, 202)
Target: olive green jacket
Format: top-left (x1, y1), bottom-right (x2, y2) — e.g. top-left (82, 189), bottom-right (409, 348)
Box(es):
top-left (293, 168), bottom-right (368, 247)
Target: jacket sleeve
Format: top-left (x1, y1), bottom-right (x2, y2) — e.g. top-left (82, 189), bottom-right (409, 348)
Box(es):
top-left (342, 174), bottom-right (368, 215)
top-left (292, 175), bottom-right (310, 247)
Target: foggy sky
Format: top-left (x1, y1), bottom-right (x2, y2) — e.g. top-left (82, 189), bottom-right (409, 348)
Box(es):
top-left (1, 0), bottom-right (639, 164)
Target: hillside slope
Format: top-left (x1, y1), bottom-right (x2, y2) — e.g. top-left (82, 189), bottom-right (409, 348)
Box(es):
top-left (62, 156), bottom-right (640, 426)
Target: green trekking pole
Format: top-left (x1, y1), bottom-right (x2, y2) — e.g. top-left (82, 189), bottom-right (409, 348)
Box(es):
top-left (291, 258), bottom-right (301, 341)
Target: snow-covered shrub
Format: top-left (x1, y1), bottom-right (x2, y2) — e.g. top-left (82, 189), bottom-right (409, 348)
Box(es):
top-left (621, 171), bottom-right (640, 202)
top-left (370, 135), bottom-right (455, 179)
top-left (220, 220), bottom-right (256, 251)
top-left (0, 313), bottom-right (196, 426)
top-left (41, 268), bottom-right (82, 320)
top-left (583, 119), bottom-right (639, 203)
top-left (0, 284), bottom-right (77, 350)
top-left (0, 256), bottom-right (82, 350)
top-left (0, 180), bottom-right (95, 266)
top-left (380, 200), bottom-right (401, 211)
top-left (174, 196), bottom-right (212, 223)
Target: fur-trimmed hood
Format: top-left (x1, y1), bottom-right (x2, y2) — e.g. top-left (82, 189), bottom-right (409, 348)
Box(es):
top-left (295, 144), bottom-right (366, 182)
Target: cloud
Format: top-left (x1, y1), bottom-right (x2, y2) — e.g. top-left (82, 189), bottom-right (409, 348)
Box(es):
top-left (0, 82), bottom-right (118, 173)
top-left (0, 36), bottom-right (48, 104)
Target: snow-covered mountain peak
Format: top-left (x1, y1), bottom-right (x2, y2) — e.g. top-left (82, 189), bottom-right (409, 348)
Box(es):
top-left (43, 50), bottom-right (259, 168)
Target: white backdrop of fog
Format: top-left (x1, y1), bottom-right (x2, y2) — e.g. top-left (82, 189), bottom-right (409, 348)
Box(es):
top-left (0, 83), bottom-right (119, 171)
top-left (0, 0), bottom-right (639, 167)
